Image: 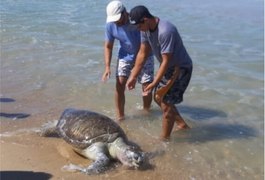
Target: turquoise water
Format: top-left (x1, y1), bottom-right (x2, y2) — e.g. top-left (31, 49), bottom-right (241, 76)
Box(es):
top-left (1, 0), bottom-right (264, 179)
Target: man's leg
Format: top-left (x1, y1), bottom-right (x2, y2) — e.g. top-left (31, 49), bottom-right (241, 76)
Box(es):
top-left (173, 106), bottom-right (190, 131)
top-left (160, 102), bottom-right (176, 140)
top-left (141, 82), bottom-right (152, 111)
top-left (115, 76), bottom-right (127, 121)
top-left (138, 56), bottom-right (154, 111)
top-left (115, 59), bottom-right (133, 121)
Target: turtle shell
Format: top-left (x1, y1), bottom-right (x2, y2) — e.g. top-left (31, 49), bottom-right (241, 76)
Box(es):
top-left (56, 109), bottom-right (127, 149)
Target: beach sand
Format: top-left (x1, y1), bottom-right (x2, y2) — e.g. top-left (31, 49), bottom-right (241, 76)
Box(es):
top-left (0, 111), bottom-right (165, 180)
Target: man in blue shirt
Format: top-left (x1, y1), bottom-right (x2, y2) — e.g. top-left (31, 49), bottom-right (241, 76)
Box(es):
top-left (127, 6), bottom-right (193, 140)
top-left (102, 1), bottom-right (154, 121)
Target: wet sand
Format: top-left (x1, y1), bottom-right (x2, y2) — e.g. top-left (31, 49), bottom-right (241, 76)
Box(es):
top-left (0, 111), bottom-right (168, 180)
top-left (0, 96), bottom-right (264, 180)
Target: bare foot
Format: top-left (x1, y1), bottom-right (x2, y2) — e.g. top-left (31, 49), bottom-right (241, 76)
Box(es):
top-left (116, 116), bottom-right (125, 123)
top-left (142, 108), bottom-right (151, 115)
top-left (159, 135), bottom-right (170, 142)
top-left (173, 124), bottom-right (190, 132)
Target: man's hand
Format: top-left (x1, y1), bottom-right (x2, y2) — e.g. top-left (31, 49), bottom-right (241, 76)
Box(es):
top-left (102, 70), bottom-right (111, 82)
top-left (142, 82), bottom-right (155, 96)
top-left (126, 76), bottom-right (137, 90)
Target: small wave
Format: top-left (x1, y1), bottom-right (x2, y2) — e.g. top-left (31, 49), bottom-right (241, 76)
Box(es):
top-left (74, 59), bottom-right (100, 68)
top-left (0, 128), bottom-right (40, 137)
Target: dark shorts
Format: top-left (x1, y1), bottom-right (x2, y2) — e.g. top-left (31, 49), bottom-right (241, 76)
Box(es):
top-left (155, 66), bottom-right (192, 105)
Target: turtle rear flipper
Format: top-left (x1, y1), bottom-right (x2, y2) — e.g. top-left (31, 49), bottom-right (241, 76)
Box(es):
top-left (39, 120), bottom-right (59, 137)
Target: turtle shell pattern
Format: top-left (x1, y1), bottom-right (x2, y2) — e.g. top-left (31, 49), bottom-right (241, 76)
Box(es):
top-left (56, 109), bottom-right (127, 149)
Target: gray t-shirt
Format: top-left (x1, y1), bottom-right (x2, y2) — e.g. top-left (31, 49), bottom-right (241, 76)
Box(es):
top-left (141, 19), bottom-right (192, 68)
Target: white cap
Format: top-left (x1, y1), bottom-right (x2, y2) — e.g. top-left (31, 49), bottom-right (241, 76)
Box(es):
top-left (106, 1), bottom-right (124, 23)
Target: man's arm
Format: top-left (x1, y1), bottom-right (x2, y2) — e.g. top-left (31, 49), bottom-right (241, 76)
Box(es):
top-left (152, 53), bottom-right (171, 86)
top-left (127, 42), bottom-right (151, 90)
top-left (142, 53), bottom-right (177, 95)
top-left (102, 41), bottom-right (114, 81)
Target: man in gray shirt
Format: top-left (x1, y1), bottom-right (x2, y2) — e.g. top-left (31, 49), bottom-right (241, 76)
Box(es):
top-left (127, 5), bottom-right (193, 140)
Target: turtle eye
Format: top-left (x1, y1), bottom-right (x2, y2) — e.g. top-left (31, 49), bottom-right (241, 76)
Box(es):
top-left (133, 153), bottom-right (139, 159)
top-left (134, 153), bottom-right (144, 164)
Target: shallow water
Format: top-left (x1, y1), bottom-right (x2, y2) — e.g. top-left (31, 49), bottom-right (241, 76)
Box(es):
top-left (0, 0), bottom-right (264, 179)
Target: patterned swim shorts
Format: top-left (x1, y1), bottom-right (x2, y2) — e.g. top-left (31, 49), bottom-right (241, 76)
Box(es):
top-left (154, 66), bottom-right (192, 105)
top-left (116, 56), bottom-right (154, 84)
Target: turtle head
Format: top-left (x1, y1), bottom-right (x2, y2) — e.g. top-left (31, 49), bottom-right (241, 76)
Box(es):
top-left (119, 147), bottom-right (145, 168)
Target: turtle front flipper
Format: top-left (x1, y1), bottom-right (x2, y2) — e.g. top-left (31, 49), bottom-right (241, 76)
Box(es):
top-left (62, 156), bottom-right (110, 174)
top-left (62, 163), bottom-right (88, 173)
top-left (83, 153), bottom-right (110, 174)
top-left (63, 142), bottom-right (111, 174)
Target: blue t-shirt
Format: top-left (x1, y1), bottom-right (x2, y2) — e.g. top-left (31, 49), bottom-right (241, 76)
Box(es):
top-left (141, 20), bottom-right (192, 68)
top-left (105, 22), bottom-right (140, 61)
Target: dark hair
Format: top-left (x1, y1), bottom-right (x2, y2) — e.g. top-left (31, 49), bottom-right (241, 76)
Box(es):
top-left (122, 7), bottom-right (127, 13)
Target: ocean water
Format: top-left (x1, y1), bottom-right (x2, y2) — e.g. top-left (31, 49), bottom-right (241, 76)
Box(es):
top-left (0, 0), bottom-right (264, 179)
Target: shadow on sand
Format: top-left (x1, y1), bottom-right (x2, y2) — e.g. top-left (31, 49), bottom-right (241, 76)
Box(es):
top-left (0, 171), bottom-right (52, 180)
top-left (145, 105), bottom-right (257, 143)
top-left (0, 98), bottom-right (16, 103)
top-left (0, 97), bottom-right (30, 120)
top-left (172, 123), bottom-right (258, 143)
top-left (175, 105), bottom-right (257, 143)
top-left (140, 105), bottom-right (227, 121)
top-left (0, 112), bottom-right (30, 119)
top-left (178, 105), bottom-right (227, 120)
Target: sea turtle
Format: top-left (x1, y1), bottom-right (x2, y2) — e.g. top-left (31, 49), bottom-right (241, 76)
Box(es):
top-left (40, 108), bottom-right (146, 174)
